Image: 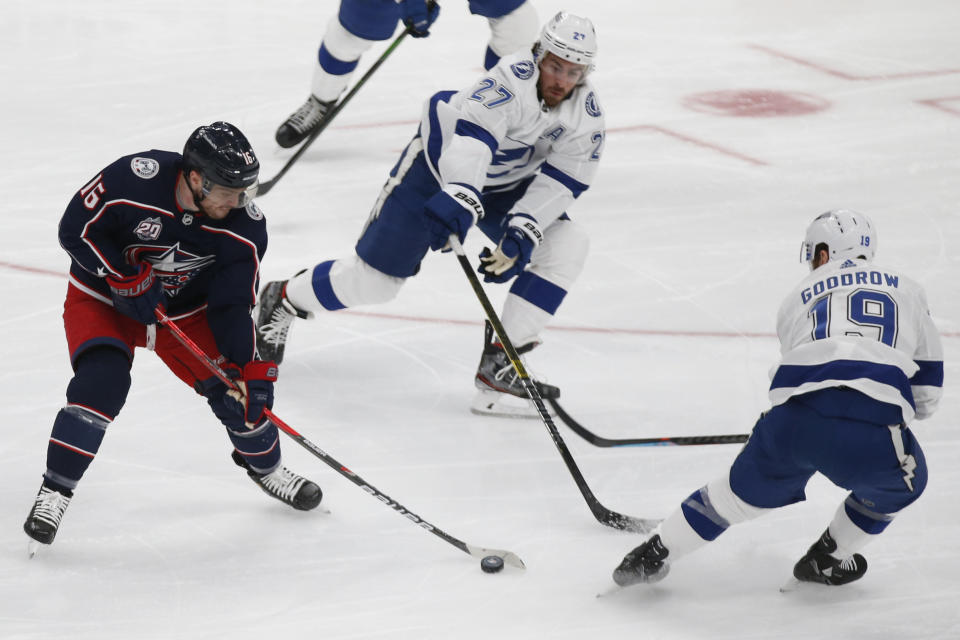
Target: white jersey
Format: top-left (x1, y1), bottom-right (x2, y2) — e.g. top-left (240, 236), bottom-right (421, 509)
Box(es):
top-left (769, 258), bottom-right (943, 422)
top-left (419, 51), bottom-right (604, 228)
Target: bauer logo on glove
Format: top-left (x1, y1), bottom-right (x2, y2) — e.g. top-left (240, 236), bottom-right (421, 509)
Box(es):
top-left (106, 262), bottom-right (166, 324)
top-left (478, 213), bottom-right (543, 283)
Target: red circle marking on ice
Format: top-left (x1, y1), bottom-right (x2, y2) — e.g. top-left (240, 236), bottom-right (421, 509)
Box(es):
top-left (684, 90), bottom-right (830, 117)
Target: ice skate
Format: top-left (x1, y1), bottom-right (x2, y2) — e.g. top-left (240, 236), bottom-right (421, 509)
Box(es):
top-left (792, 529), bottom-right (867, 586)
top-left (612, 534), bottom-right (670, 587)
top-left (24, 484), bottom-right (73, 554)
top-left (275, 95), bottom-right (335, 148)
top-left (255, 279), bottom-right (309, 364)
top-left (471, 321), bottom-right (559, 418)
top-left (232, 450), bottom-right (322, 511)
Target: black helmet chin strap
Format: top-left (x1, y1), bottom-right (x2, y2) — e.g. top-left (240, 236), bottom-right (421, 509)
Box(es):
top-left (180, 167), bottom-right (206, 212)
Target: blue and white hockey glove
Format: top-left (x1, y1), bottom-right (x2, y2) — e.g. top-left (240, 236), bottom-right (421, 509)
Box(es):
top-left (224, 361), bottom-right (278, 428)
top-left (401, 0), bottom-right (440, 38)
top-left (478, 214), bottom-right (543, 283)
top-left (106, 262), bottom-right (166, 325)
top-left (424, 183), bottom-right (484, 252)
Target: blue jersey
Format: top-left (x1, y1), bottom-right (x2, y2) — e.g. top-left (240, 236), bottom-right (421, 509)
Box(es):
top-left (57, 150), bottom-right (267, 365)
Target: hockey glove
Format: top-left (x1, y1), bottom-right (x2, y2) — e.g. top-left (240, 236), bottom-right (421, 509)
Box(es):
top-left (401, 0), bottom-right (440, 38)
top-left (424, 183), bottom-right (484, 251)
top-left (478, 214), bottom-right (543, 283)
top-left (224, 361), bottom-right (278, 427)
top-left (107, 262), bottom-right (166, 325)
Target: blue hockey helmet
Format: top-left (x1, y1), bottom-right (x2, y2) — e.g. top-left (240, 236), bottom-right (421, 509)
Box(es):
top-left (182, 122), bottom-right (259, 203)
top-left (801, 209), bottom-right (877, 269)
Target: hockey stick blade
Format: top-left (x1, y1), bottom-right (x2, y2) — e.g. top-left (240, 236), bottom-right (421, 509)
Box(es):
top-left (548, 398), bottom-right (749, 448)
top-left (277, 422), bottom-right (524, 569)
top-left (449, 237), bottom-right (659, 535)
top-left (155, 308), bottom-right (524, 570)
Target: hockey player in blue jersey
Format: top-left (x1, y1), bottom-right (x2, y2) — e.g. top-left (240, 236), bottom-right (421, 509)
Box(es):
top-left (23, 122), bottom-right (322, 552)
top-left (257, 11), bottom-right (604, 417)
top-left (275, 0), bottom-right (539, 147)
top-left (612, 210), bottom-right (944, 588)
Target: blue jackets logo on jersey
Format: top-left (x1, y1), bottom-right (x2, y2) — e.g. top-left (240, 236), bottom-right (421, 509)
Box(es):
top-left (585, 91), bottom-right (602, 117)
top-left (510, 61), bottom-right (535, 80)
top-left (130, 157), bottom-right (160, 179)
top-left (124, 243), bottom-right (216, 297)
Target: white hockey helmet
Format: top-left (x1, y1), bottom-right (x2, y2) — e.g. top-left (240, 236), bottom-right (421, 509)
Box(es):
top-left (801, 209), bottom-right (877, 269)
top-left (535, 12), bottom-right (597, 74)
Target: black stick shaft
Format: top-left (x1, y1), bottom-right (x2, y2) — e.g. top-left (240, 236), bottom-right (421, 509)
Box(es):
top-left (547, 399), bottom-right (749, 447)
top-left (256, 30), bottom-right (410, 197)
top-left (448, 238), bottom-right (658, 534)
top-left (155, 309), bottom-right (524, 568)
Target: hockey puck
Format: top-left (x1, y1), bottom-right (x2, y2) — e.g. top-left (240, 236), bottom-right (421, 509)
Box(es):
top-left (480, 555), bottom-right (504, 573)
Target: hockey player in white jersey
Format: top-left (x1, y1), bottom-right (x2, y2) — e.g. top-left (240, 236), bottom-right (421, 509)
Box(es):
top-left (613, 210), bottom-right (944, 588)
top-left (257, 11), bottom-right (604, 417)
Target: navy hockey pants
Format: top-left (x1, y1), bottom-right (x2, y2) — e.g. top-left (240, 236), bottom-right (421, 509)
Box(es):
top-left (729, 388), bottom-right (927, 530)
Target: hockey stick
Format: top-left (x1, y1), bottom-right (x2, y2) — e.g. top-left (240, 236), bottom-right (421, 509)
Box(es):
top-left (154, 308), bottom-right (524, 569)
top-left (256, 3), bottom-right (435, 197)
top-left (448, 237), bottom-right (658, 534)
top-left (547, 398), bottom-right (749, 447)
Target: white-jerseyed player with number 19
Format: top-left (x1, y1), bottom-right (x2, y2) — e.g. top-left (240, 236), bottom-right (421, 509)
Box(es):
top-left (612, 210), bottom-right (944, 589)
top-left (256, 11), bottom-right (605, 418)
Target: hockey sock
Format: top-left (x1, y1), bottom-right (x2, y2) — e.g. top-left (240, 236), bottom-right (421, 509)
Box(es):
top-left (45, 347), bottom-right (130, 492)
top-left (45, 406), bottom-right (111, 493)
top-left (668, 475), bottom-right (772, 559)
top-left (227, 418), bottom-right (281, 475)
top-left (826, 497), bottom-right (889, 560)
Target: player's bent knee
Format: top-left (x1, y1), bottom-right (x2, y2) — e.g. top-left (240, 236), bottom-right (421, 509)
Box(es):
top-left (705, 474), bottom-right (771, 526)
top-left (530, 220), bottom-right (589, 287)
top-left (488, 2), bottom-right (539, 56)
top-left (331, 255), bottom-right (405, 307)
top-left (66, 346), bottom-right (131, 418)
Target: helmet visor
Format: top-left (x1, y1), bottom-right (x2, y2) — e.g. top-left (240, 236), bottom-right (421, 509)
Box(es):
top-left (202, 176), bottom-right (257, 208)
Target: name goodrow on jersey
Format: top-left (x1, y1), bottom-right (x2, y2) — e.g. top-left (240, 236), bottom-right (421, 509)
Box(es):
top-left (801, 269), bottom-right (900, 304)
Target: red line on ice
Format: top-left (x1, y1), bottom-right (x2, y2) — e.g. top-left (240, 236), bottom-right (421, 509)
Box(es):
top-left (608, 124), bottom-right (769, 166)
top-left (749, 44), bottom-right (960, 80)
top-left (916, 97), bottom-right (960, 118)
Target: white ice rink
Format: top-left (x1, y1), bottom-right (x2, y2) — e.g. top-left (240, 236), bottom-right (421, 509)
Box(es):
top-left (2, 1), bottom-right (959, 638)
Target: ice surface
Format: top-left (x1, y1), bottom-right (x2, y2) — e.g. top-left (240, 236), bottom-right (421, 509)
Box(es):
top-left (2, 1), bottom-right (958, 638)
